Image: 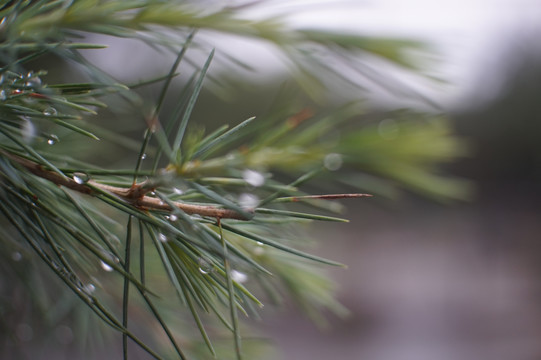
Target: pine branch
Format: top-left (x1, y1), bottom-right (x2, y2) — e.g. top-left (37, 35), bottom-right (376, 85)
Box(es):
top-left (2, 149), bottom-right (250, 219)
top-left (3, 149), bottom-right (372, 221)
top-left (0, 1), bottom-right (470, 358)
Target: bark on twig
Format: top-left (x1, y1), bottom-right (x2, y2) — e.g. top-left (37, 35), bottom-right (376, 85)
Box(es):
top-left (2, 151), bottom-right (249, 220)
top-left (2, 150), bottom-right (371, 221)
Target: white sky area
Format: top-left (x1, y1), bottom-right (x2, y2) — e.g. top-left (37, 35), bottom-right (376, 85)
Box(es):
top-left (85, 0), bottom-right (541, 109)
top-left (248, 0), bottom-right (541, 108)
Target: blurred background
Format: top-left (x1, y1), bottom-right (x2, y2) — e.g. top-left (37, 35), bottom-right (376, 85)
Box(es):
top-left (254, 1), bottom-right (541, 360)
top-left (5, 1), bottom-right (541, 359)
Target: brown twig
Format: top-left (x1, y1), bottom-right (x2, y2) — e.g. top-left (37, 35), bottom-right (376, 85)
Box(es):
top-left (2, 150), bottom-right (249, 220)
top-left (2, 150), bottom-right (372, 220)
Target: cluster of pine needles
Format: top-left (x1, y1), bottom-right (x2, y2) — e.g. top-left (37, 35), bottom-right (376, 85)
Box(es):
top-left (0, 1), bottom-right (469, 359)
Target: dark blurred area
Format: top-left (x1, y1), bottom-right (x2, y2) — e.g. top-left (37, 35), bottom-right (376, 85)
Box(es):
top-left (260, 22), bottom-right (541, 360)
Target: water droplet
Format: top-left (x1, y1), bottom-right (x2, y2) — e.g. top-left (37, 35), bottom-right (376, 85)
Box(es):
top-left (324, 153), bottom-right (343, 171)
top-left (140, 153), bottom-right (147, 160)
top-left (239, 193), bottom-right (259, 209)
top-left (84, 284), bottom-right (96, 293)
top-left (168, 214), bottom-right (178, 222)
top-left (11, 251), bottom-right (22, 261)
top-left (173, 187), bottom-right (183, 195)
top-left (242, 169), bottom-right (265, 187)
top-left (43, 107), bottom-right (57, 116)
top-left (231, 270), bottom-right (248, 283)
top-left (72, 172), bottom-right (89, 184)
top-left (47, 134), bottom-right (59, 145)
top-left (150, 191), bottom-right (156, 196)
top-left (158, 233), bottom-right (168, 243)
top-left (20, 116), bottom-right (36, 143)
top-left (100, 260), bottom-right (113, 272)
top-left (378, 118), bottom-right (399, 140)
top-left (253, 241), bottom-right (265, 255)
top-left (25, 76), bottom-right (41, 88)
top-left (253, 246), bottom-right (264, 256)
top-left (198, 258), bottom-right (214, 274)
top-left (16, 323), bottom-right (33, 342)
top-left (0, 90), bottom-right (6, 101)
